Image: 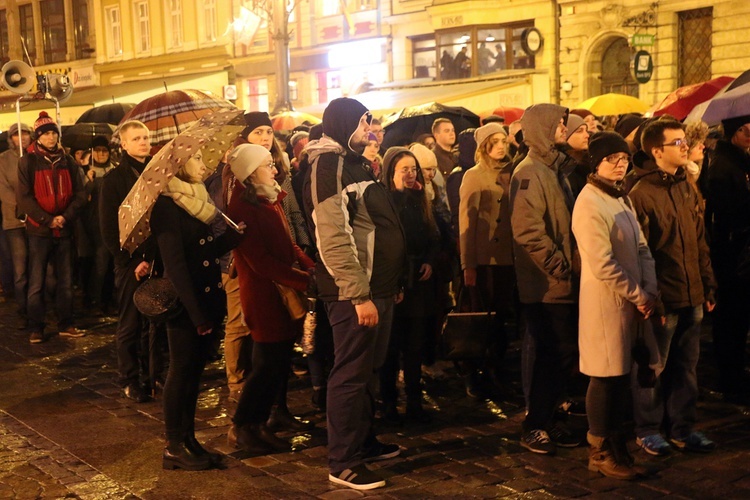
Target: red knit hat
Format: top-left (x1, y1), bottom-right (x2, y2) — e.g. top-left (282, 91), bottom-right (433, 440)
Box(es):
top-left (34, 111), bottom-right (59, 139)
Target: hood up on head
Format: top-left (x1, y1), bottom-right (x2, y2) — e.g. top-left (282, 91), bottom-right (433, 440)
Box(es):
top-left (520, 103), bottom-right (569, 164)
top-left (6, 122), bottom-right (33, 149)
top-left (380, 146), bottom-right (424, 191)
top-left (322, 97), bottom-right (371, 156)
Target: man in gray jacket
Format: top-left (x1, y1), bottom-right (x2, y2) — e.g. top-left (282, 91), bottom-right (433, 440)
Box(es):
top-left (510, 103), bottom-right (580, 455)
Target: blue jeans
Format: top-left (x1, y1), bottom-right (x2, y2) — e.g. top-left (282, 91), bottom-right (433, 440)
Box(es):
top-left (27, 235), bottom-right (74, 332)
top-left (325, 297), bottom-right (394, 474)
top-left (5, 228), bottom-right (28, 316)
top-left (632, 305), bottom-right (702, 441)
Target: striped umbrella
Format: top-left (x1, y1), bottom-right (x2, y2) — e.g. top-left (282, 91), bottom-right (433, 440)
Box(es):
top-left (115, 89), bottom-right (236, 155)
top-left (270, 111), bottom-right (321, 131)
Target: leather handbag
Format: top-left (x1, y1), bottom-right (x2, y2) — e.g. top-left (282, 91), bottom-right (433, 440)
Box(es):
top-left (440, 285), bottom-right (494, 360)
top-left (133, 275), bottom-right (183, 323)
top-left (275, 282), bottom-right (307, 321)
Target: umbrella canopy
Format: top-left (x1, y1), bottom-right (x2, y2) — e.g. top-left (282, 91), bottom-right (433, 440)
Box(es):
top-left (61, 122), bottom-right (116, 151)
top-left (118, 108), bottom-right (245, 254)
top-left (576, 93), bottom-right (650, 116)
top-left (381, 102), bottom-right (480, 149)
top-left (727, 69), bottom-right (750, 92)
top-left (116, 90), bottom-right (237, 155)
top-left (650, 76), bottom-right (735, 121)
top-left (480, 106), bottom-right (525, 123)
top-left (271, 111), bottom-right (321, 131)
top-left (77, 103), bottom-right (135, 125)
top-left (700, 84), bottom-right (750, 125)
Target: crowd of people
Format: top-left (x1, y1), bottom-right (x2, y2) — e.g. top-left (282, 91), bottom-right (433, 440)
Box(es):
top-left (0, 95), bottom-right (748, 490)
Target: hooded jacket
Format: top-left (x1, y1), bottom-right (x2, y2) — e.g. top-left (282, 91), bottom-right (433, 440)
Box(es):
top-left (0, 123), bottom-right (33, 230)
top-left (302, 98), bottom-right (406, 302)
top-left (628, 161), bottom-right (715, 310)
top-left (510, 103), bottom-right (576, 304)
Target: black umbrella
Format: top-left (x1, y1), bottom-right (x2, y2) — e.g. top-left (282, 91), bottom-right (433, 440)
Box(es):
top-left (726, 69), bottom-right (750, 92)
top-left (76, 103), bottom-right (135, 126)
top-left (61, 122), bottom-right (116, 150)
top-left (381, 102), bottom-right (480, 149)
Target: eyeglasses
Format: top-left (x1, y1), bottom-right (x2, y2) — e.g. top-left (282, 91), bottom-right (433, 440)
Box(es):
top-left (604, 154), bottom-right (630, 165)
top-left (661, 139), bottom-right (689, 149)
top-left (262, 160), bottom-right (276, 170)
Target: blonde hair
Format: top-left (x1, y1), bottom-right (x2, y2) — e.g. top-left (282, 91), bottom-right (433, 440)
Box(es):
top-left (117, 120), bottom-right (149, 139)
top-left (684, 121), bottom-right (709, 150)
top-left (475, 129), bottom-right (508, 165)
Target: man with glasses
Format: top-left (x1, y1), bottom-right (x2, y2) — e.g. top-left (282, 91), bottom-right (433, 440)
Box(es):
top-left (707, 115), bottom-right (750, 401)
top-left (369, 118), bottom-right (386, 156)
top-left (628, 120), bottom-right (717, 456)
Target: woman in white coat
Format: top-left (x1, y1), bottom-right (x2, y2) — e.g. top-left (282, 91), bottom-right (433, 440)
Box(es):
top-left (572, 132), bottom-right (659, 480)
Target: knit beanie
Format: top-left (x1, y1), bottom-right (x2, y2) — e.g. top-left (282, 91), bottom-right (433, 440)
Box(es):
top-left (684, 121), bottom-right (709, 149)
top-left (34, 111), bottom-right (59, 138)
top-left (92, 135), bottom-right (110, 150)
top-left (588, 131), bottom-right (630, 169)
top-left (409, 143), bottom-right (437, 169)
top-left (614, 114), bottom-right (646, 139)
top-left (569, 108), bottom-right (594, 120)
top-left (721, 115), bottom-right (750, 140)
top-left (242, 111), bottom-right (273, 138)
top-left (227, 143), bottom-right (272, 183)
top-left (289, 131), bottom-right (309, 149)
top-left (565, 115), bottom-right (586, 140)
top-left (474, 122), bottom-right (507, 149)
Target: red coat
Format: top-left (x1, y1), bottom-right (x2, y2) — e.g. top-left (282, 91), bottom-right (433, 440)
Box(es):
top-left (228, 186), bottom-right (314, 343)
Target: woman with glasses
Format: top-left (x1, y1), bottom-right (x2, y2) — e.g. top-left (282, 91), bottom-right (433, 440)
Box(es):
top-left (572, 132), bottom-right (658, 479)
top-left (225, 143), bottom-right (315, 454)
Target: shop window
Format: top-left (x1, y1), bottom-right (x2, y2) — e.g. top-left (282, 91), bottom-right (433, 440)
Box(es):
top-left (18, 4), bottom-right (35, 63)
top-left (134, 1), bottom-right (151, 54)
top-left (601, 37), bottom-right (637, 97)
top-left (679, 8), bottom-right (712, 87)
top-left (246, 78), bottom-right (269, 112)
top-left (0, 10), bottom-right (9, 64)
top-left (105, 6), bottom-right (123, 58)
top-left (411, 35), bottom-right (436, 79)
top-left (41, 0), bottom-right (67, 64)
top-left (436, 22), bottom-right (535, 81)
top-left (72, 0), bottom-right (91, 59)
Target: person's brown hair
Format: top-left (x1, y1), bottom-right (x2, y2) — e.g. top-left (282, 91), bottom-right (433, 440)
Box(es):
top-left (431, 118), bottom-right (452, 135)
top-left (641, 119), bottom-right (684, 159)
top-left (475, 128), bottom-right (508, 165)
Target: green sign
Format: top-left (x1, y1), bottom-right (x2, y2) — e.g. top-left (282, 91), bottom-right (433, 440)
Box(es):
top-left (631, 34), bottom-right (655, 47)
top-left (633, 50), bottom-right (653, 84)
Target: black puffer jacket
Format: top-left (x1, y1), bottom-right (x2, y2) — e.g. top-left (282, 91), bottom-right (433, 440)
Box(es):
top-left (628, 162), bottom-right (716, 310)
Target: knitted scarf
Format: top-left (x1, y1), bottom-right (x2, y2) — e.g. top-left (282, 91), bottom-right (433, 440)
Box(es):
top-left (253, 180), bottom-right (282, 203)
top-left (163, 176), bottom-right (218, 223)
top-left (587, 173), bottom-right (627, 199)
top-left (30, 141), bottom-right (65, 166)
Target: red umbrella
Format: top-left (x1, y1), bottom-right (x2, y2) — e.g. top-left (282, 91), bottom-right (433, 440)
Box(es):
top-left (651, 76), bottom-right (734, 120)
top-left (116, 90), bottom-right (236, 154)
top-left (270, 111), bottom-right (321, 131)
top-left (480, 106), bottom-right (525, 123)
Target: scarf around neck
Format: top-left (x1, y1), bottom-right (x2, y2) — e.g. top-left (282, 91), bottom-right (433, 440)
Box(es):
top-left (253, 180), bottom-right (282, 203)
top-left (588, 173), bottom-right (627, 198)
top-left (31, 141), bottom-right (65, 166)
top-left (163, 176), bottom-right (218, 223)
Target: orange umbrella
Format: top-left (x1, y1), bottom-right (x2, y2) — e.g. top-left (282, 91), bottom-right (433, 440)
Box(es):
top-left (270, 111), bottom-right (321, 131)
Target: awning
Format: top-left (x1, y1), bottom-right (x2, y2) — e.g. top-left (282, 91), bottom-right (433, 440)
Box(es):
top-left (298, 74), bottom-right (545, 118)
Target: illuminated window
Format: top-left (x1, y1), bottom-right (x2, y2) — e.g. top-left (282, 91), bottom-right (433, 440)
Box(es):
top-left (322, 0), bottom-right (340, 17)
top-left (105, 6), bottom-right (123, 57)
top-left (41, 0), bottom-right (67, 64)
top-left (0, 10), bottom-right (9, 63)
top-left (246, 78), bottom-right (269, 112)
top-left (134, 1), bottom-right (151, 53)
top-left (411, 35), bottom-right (436, 79)
top-left (72, 0), bottom-right (90, 59)
top-left (166, 0), bottom-right (183, 48)
top-left (356, 0), bottom-right (376, 11)
top-left (18, 4), bottom-right (35, 63)
top-left (203, 0), bottom-right (217, 42)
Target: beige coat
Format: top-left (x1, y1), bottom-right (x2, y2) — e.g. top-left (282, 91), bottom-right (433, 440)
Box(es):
top-left (572, 183), bottom-right (658, 377)
top-left (458, 161), bottom-right (513, 269)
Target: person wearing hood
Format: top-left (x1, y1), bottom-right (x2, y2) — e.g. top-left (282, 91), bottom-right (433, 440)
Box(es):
top-left (629, 119), bottom-right (717, 456)
top-left (17, 111), bottom-right (87, 344)
top-left (82, 135), bottom-right (115, 313)
top-left (510, 103), bottom-right (581, 455)
top-left (707, 114), bottom-right (750, 400)
top-left (302, 97), bottom-right (406, 491)
top-left (225, 143), bottom-right (314, 455)
top-left (0, 122), bottom-right (33, 326)
top-left (458, 123), bottom-right (515, 397)
top-left (151, 148), bottom-right (245, 471)
top-left (378, 147), bottom-right (439, 425)
top-left (559, 114), bottom-right (591, 199)
top-left (572, 132), bottom-right (657, 479)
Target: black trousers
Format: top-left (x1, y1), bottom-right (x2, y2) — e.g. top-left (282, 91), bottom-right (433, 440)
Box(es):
top-left (163, 312), bottom-right (213, 442)
top-left (114, 262), bottom-right (150, 387)
top-left (522, 302), bottom-right (578, 431)
top-left (712, 276), bottom-right (750, 393)
top-left (234, 338), bottom-right (295, 426)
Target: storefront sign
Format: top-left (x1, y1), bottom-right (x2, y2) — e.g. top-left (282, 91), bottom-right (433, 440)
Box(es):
top-left (70, 66), bottom-right (96, 88)
top-left (631, 34), bottom-right (655, 47)
top-left (633, 50), bottom-right (653, 84)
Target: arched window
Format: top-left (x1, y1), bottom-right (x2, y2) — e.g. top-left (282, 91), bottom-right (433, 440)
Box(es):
top-left (601, 37), bottom-right (638, 97)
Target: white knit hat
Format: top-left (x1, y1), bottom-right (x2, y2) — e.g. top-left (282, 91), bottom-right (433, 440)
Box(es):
top-left (474, 122), bottom-right (506, 148)
top-left (409, 143), bottom-right (437, 169)
top-left (227, 144), bottom-right (271, 183)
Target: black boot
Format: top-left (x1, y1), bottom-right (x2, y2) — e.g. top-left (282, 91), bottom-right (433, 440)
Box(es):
top-left (253, 423), bottom-right (293, 452)
top-left (267, 406), bottom-right (314, 432)
top-left (185, 431), bottom-right (222, 465)
top-left (227, 424), bottom-right (273, 455)
top-left (162, 441), bottom-right (212, 471)
top-left (311, 387), bottom-right (327, 412)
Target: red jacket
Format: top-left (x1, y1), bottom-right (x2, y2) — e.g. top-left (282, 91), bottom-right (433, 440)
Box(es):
top-left (228, 186), bottom-right (314, 343)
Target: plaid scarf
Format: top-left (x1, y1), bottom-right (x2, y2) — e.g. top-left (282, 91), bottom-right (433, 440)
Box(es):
top-left (30, 141), bottom-right (65, 166)
top-left (163, 176), bottom-right (218, 224)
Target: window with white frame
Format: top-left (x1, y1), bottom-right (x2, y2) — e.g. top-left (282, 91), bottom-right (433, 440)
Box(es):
top-left (321, 0), bottom-right (340, 17)
top-left (166, 0), bottom-right (183, 48)
top-left (105, 6), bottom-right (122, 57)
top-left (203, 0), bottom-right (217, 42)
top-left (134, 1), bottom-right (151, 53)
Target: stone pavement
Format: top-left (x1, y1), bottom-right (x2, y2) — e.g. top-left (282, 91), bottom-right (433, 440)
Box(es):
top-left (1, 297), bottom-right (750, 499)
